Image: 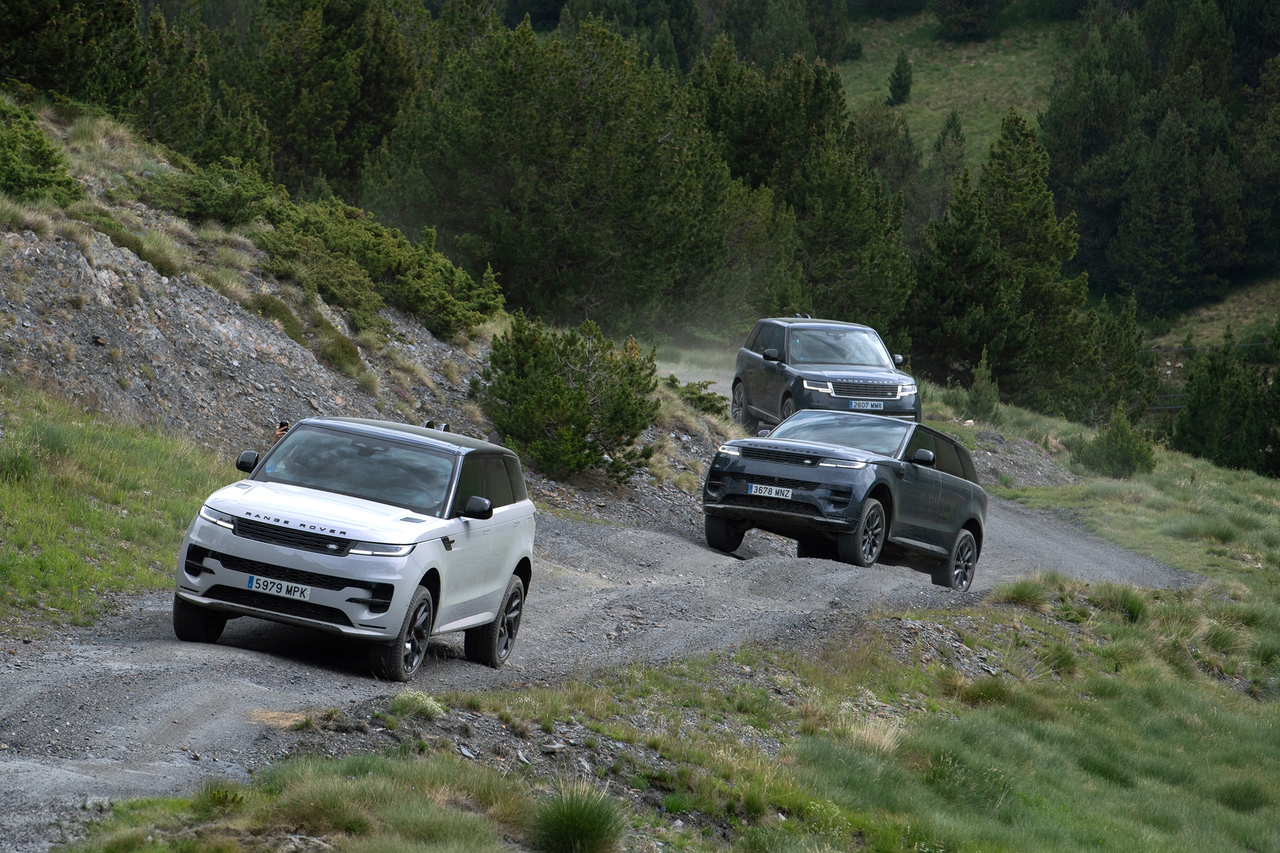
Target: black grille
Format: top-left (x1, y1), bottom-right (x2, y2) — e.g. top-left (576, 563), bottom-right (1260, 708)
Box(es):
top-left (234, 517), bottom-right (353, 555)
top-left (741, 474), bottom-right (821, 491)
top-left (832, 382), bottom-right (898, 399)
top-left (208, 551), bottom-right (356, 591)
top-left (205, 585), bottom-right (353, 626)
top-left (722, 494), bottom-right (822, 516)
top-left (742, 447), bottom-right (823, 466)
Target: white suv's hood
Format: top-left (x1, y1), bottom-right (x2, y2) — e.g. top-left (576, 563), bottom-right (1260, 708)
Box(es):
top-left (205, 480), bottom-right (447, 543)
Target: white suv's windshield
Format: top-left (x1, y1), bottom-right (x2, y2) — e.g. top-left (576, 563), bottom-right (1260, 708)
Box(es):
top-left (769, 411), bottom-right (910, 456)
top-left (788, 328), bottom-right (893, 368)
top-left (256, 425), bottom-right (455, 516)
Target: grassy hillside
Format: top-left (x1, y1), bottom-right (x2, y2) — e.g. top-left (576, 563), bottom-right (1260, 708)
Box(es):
top-left (838, 12), bottom-right (1072, 163)
top-left (7, 368), bottom-right (1279, 852)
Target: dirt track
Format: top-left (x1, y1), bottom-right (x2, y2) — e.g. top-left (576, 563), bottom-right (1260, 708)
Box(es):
top-left (0, 496), bottom-right (1197, 852)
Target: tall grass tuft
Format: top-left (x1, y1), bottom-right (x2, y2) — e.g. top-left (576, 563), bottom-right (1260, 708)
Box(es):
top-left (1090, 583), bottom-right (1148, 624)
top-left (991, 577), bottom-right (1051, 612)
top-left (527, 779), bottom-right (625, 853)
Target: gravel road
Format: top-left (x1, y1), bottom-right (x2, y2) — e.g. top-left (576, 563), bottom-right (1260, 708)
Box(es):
top-left (0, 495), bottom-right (1198, 852)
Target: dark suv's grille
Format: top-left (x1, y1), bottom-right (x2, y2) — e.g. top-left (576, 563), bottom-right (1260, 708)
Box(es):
top-left (832, 382), bottom-right (898, 399)
top-left (722, 494), bottom-right (822, 515)
top-left (742, 447), bottom-right (823, 466)
top-left (204, 585), bottom-right (353, 626)
top-left (740, 474), bottom-right (821, 491)
top-left (234, 517), bottom-right (353, 555)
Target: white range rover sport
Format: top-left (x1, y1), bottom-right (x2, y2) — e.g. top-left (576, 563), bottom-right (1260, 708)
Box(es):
top-left (173, 417), bottom-right (535, 681)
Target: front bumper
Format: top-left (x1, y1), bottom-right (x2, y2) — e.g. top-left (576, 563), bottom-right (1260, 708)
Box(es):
top-left (174, 516), bottom-right (418, 640)
top-left (791, 386), bottom-right (920, 421)
top-left (702, 461), bottom-right (871, 540)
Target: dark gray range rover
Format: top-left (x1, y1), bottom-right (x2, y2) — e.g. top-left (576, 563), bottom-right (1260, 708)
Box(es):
top-left (702, 410), bottom-right (987, 590)
top-left (731, 317), bottom-right (921, 429)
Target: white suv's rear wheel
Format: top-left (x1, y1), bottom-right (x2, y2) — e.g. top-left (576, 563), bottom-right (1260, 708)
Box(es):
top-left (465, 575), bottom-right (524, 668)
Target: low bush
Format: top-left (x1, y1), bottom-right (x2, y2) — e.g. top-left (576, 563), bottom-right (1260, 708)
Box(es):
top-left (661, 374), bottom-right (728, 418)
top-left (1074, 408), bottom-right (1156, 478)
top-left (143, 157), bottom-right (286, 226)
top-left (476, 315), bottom-right (659, 482)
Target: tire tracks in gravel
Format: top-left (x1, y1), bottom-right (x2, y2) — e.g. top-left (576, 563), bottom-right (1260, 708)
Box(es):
top-left (0, 498), bottom-right (1198, 852)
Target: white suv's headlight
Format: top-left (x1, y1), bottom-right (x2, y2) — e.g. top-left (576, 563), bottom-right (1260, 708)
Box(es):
top-left (803, 379), bottom-right (833, 394)
top-left (899, 383), bottom-right (918, 397)
top-left (199, 505), bottom-right (236, 529)
top-left (349, 542), bottom-right (415, 557)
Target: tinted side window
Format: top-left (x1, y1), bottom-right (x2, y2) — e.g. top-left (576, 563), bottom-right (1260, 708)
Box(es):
top-left (932, 437), bottom-right (965, 479)
top-left (744, 323), bottom-right (763, 352)
top-left (759, 323), bottom-right (785, 354)
top-left (483, 456), bottom-right (515, 508)
top-left (503, 455), bottom-right (528, 502)
top-left (452, 455), bottom-right (484, 516)
top-left (904, 427), bottom-right (936, 461)
top-left (956, 444), bottom-right (978, 483)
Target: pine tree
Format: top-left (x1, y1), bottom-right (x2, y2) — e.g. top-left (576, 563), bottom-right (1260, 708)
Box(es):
top-left (979, 108), bottom-right (1092, 410)
top-left (886, 49), bottom-right (913, 106)
top-left (1172, 327), bottom-right (1268, 471)
top-left (910, 169), bottom-right (1019, 385)
top-left (133, 10), bottom-right (213, 153)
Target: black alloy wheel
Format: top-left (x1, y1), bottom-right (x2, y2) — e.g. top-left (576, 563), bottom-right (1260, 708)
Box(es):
top-left (840, 498), bottom-right (885, 567)
top-left (375, 586), bottom-right (433, 681)
top-left (937, 529), bottom-right (977, 592)
top-left (465, 575), bottom-right (525, 668)
top-left (731, 383), bottom-right (757, 432)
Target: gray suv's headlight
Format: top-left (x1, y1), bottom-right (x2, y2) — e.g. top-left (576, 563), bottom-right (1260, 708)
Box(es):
top-left (819, 459), bottom-right (867, 469)
top-left (349, 542), bottom-right (415, 557)
top-left (199, 505), bottom-right (236, 529)
top-left (899, 383), bottom-right (918, 397)
top-left (803, 379), bottom-right (833, 394)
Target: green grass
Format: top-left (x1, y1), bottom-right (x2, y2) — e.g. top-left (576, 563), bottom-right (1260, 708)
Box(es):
top-left (63, 753), bottom-right (526, 853)
top-left (839, 12), bottom-right (1072, 165)
top-left (0, 378), bottom-right (233, 628)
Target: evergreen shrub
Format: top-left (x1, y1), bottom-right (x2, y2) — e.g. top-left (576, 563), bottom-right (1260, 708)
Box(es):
top-left (662, 374), bottom-right (728, 417)
top-left (886, 50), bottom-right (912, 106)
top-left (1075, 408), bottom-right (1156, 478)
top-left (144, 157), bottom-right (284, 226)
top-left (0, 100), bottom-right (83, 206)
top-left (966, 348), bottom-right (1000, 424)
top-left (476, 314), bottom-right (659, 482)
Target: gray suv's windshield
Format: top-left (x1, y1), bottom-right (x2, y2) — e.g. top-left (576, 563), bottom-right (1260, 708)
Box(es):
top-left (789, 328), bottom-right (893, 368)
top-left (769, 411), bottom-right (910, 456)
top-left (257, 425), bottom-right (455, 516)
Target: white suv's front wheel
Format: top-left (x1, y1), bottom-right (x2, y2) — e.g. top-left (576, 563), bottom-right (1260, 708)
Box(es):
top-left (374, 586), bottom-right (434, 681)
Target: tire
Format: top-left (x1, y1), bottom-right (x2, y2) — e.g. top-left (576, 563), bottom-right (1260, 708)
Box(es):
top-left (934, 529), bottom-right (978, 592)
top-left (172, 595), bottom-right (227, 643)
top-left (374, 586), bottom-right (433, 682)
top-left (730, 382), bottom-right (757, 433)
top-left (839, 498), bottom-right (886, 567)
top-left (796, 537), bottom-right (832, 559)
top-left (705, 515), bottom-right (746, 553)
top-left (465, 575), bottom-right (524, 669)
top-left (780, 396), bottom-right (796, 422)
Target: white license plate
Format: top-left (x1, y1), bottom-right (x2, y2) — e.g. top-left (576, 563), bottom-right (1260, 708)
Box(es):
top-left (749, 483), bottom-right (792, 500)
top-left (247, 575), bottom-right (311, 601)
top-left (850, 400), bottom-right (884, 410)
